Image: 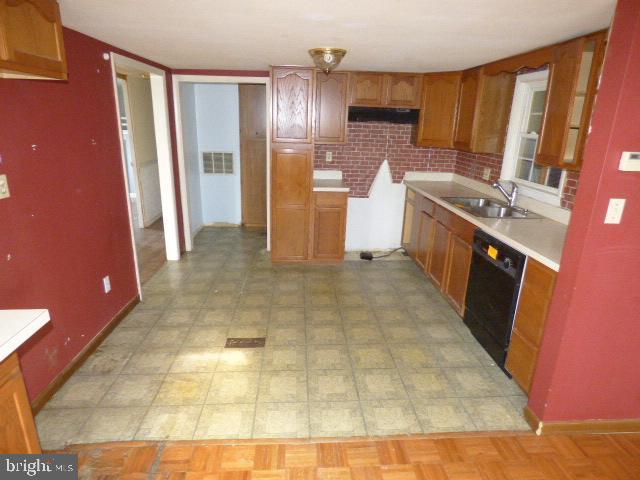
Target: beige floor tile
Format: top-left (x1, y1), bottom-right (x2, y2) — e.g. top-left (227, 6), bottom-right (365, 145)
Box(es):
top-left (374, 307), bottom-right (412, 324)
top-left (234, 308), bottom-right (270, 325)
top-left (461, 397), bottom-right (530, 430)
top-left (419, 323), bottom-right (464, 343)
top-left (267, 325), bottom-right (306, 346)
top-left (228, 325), bottom-right (267, 338)
top-left (309, 401), bottom-right (366, 437)
top-left (216, 348), bottom-right (263, 371)
top-left (158, 309), bottom-right (198, 326)
top-left (444, 367), bottom-right (504, 397)
top-left (239, 292), bottom-right (272, 307)
top-left (194, 404), bottom-right (255, 439)
top-left (169, 293), bottom-right (207, 309)
top-left (75, 407), bottom-right (147, 443)
top-left (170, 348), bottom-right (222, 373)
top-left (484, 367), bottom-right (525, 396)
top-left (136, 405), bottom-right (202, 440)
top-left (307, 293), bottom-right (338, 307)
top-left (388, 344), bottom-right (437, 369)
top-left (253, 403), bottom-right (309, 438)
top-left (381, 324), bottom-right (418, 344)
top-left (103, 327), bottom-right (150, 349)
top-left (262, 346), bottom-right (306, 371)
top-left (207, 371), bottom-right (259, 404)
top-left (432, 343), bottom-right (483, 368)
top-left (77, 348), bottom-right (131, 375)
top-left (270, 308), bottom-right (305, 325)
top-left (119, 311), bottom-right (162, 328)
top-left (354, 368), bottom-right (407, 400)
top-left (336, 293), bottom-right (367, 307)
top-left (136, 293), bottom-right (171, 309)
top-left (409, 307), bottom-right (448, 324)
top-left (122, 351), bottom-right (177, 374)
top-left (154, 372), bottom-right (212, 405)
top-left (412, 398), bottom-right (476, 432)
top-left (307, 345), bottom-right (352, 370)
top-left (340, 308), bottom-right (376, 324)
top-left (258, 371), bottom-right (307, 402)
top-left (205, 292), bottom-right (239, 308)
top-left (307, 325), bottom-right (346, 345)
top-left (400, 368), bottom-right (455, 400)
top-left (183, 326), bottom-right (229, 348)
top-left (360, 400), bottom-right (422, 436)
top-left (46, 375), bottom-right (116, 408)
top-left (197, 308), bottom-right (235, 326)
top-left (349, 344), bottom-right (395, 369)
top-left (307, 308), bottom-right (342, 324)
top-left (140, 327), bottom-right (190, 351)
top-left (273, 293), bottom-right (305, 306)
top-left (367, 293), bottom-right (399, 307)
top-left (36, 408), bottom-right (93, 450)
top-left (344, 325), bottom-right (385, 344)
top-left (100, 374), bottom-right (164, 406)
top-left (308, 370), bottom-right (358, 401)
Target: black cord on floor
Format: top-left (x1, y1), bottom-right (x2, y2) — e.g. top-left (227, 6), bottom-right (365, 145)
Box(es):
top-left (359, 247), bottom-right (405, 260)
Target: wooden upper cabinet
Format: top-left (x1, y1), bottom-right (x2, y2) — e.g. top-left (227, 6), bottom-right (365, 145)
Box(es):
top-left (454, 68), bottom-right (481, 151)
top-left (536, 32), bottom-right (606, 170)
top-left (474, 72), bottom-right (516, 155)
top-left (0, 0), bottom-right (67, 80)
top-left (271, 67), bottom-right (314, 143)
top-left (349, 72), bottom-right (385, 106)
top-left (385, 73), bottom-right (422, 108)
top-left (416, 72), bottom-right (461, 148)
top-left (314, 71), bottom-right (349, 144)
top-left (350, 72), bottom-right (422, 108)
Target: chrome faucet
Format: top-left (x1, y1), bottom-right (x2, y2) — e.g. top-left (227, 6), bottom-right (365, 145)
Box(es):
top-left (492, 180), bottom-right (518, 207)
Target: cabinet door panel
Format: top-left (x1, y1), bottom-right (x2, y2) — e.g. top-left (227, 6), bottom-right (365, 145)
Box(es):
top-left (428, 221), bottom-right (450, 288)
top-left (536, 38), bottom-right (584, 166)
top-left (272, 208), bottom-right (308, 260)
top-left (417, 73), bottom-right (461, 148)
top-left (0, 0), bottom-right (67, 79)
top-left (272, 149), bottom-right (311, 208)
top-left (505, 331), bottom-right (537, 392)
top-left (272, 67), bottom-right (314, 143)
top-left (349, 72), bottom-right (385, 106)
top-left (385, 73), bottom-right (422, 108)
top-left (401, 197), bottom-right (416, 254)
top-left (314, 71), bottom-right (349, 144)
top-left (415, 211), bottom-right (434, 270)
top-left (444, 234), bottom-right (472, 315)
top-left (474, 72), bottom-right (516, 155)
top-left (454, 68), bottom-right (481, 151)
top-left (313, 207), bottom-right (346, 259)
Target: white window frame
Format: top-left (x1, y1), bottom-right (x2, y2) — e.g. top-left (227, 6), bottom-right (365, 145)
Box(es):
top-left (500, 70), bottom-right (566, 206)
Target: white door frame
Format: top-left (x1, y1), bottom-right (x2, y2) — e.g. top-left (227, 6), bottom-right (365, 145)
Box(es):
top-left (110, 53), bottom-right (181, 295)
top-left (172, 74), bottom-right (271, 251)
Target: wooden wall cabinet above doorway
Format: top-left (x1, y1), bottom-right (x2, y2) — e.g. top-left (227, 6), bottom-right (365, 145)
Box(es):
top-left (0, 0), bottom-right (68, 80)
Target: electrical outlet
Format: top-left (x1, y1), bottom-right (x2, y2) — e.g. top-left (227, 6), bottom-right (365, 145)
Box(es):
top-left (325, 151), bottom-right (333, 163)
top-left (604, 198), bottom-right (625, 224)
top-left (102, 275), bottom-right (111, 293)
top-left (0, 174), bottom-right (10, 199)
top-left (482, 167), bottom-right (491, 181)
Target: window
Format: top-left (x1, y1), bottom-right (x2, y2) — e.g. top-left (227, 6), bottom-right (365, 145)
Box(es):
top-left (501, 70), bottom-right (565, 205)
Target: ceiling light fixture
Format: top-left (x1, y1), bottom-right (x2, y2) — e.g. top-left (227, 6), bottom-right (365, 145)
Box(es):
top-left (309, 47), bottom-right (347, 74)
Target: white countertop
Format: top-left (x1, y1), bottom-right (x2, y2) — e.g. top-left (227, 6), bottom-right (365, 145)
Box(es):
top-left (0, 309), bottom-right (50, 362)
top-left (313, 178), bottom-right (350, 192)
top-left (404, 180), bottom-right (568, 271)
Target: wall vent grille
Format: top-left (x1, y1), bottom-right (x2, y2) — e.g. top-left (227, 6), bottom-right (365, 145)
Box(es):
top-left (203, 152), bottom-right (234, 174)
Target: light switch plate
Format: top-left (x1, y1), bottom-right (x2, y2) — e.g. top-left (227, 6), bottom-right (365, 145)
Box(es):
top-left (325, 151), bottom-right (333, 163)
top-left (0, 174), bottom-right (10, 199)
top-left (604, 198), bottom-right (625, 224)
top-left (103, 275), bottom-right (112, 293)
top-left (482, 167), bottom-right (491, 181)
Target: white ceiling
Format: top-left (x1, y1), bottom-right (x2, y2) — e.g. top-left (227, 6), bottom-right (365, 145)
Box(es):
top-left (59, 0), bottom-right (616, 72)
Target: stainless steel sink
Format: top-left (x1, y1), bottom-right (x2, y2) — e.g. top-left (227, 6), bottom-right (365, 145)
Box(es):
top-left (441, 197), bottom-right (542, 219)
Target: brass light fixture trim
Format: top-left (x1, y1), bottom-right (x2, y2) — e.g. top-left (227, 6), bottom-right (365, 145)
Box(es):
top-left (309, 47), bottom-right (347, 74)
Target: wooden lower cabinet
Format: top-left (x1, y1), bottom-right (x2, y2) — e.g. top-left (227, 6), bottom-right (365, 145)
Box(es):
top-left (415, 211), bottom-right (434, 270)
top-left (0, 353), bottom-right (41, 454)
top-left (401, 189), bottom-right (419, 259)
top-left (310, 192), bottom-right (347, 260)
top-left (427, 220), bottom-right (450, 289)
top-left (506, 258), bottom-right (557, 393)
top-left (443, 234), bottom-right (473, 315)
top-left (272, 208), bottom-right (309, 260)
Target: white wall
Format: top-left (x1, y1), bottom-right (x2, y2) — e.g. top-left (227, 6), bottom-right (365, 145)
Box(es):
top-left (179, 83), bottom-right (203, 235)
top-left (127, 75), bottom-right (163, 225)
top-left (194, 84), bottom-right (242, 225)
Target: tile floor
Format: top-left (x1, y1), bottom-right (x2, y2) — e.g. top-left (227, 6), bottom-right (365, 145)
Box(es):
top-left (36, 227), bottom-right (529, 449)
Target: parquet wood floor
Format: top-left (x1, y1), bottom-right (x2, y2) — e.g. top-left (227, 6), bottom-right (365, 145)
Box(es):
top-left (58, 432), bottom-right (640, 479)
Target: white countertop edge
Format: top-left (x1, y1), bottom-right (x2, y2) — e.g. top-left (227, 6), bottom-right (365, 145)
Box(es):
top-left (0, 309), bottom-right (50, 362)
top-left (313, 170), bottom-right (343, 180)
top-left (404, 182), bottom-right (561, 271)
top-left (313, 187), bottom-right (350, 192)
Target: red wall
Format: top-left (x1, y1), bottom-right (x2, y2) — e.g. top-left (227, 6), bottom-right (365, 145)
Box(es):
top-left (0, 29), bottom-right (179, 400)
top-left (315, 121), bottom-right (579, 209)
top-left (529, 0), bottom-right (640, 422)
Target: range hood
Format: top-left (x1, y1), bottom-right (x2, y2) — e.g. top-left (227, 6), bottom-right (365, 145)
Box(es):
top-left (348, 107), bottom-right (419, 124)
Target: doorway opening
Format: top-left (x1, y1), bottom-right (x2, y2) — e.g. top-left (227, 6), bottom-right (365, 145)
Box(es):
top-left (111, 54), bottom-right (180, 294)
top-left (173, 76), bottom-right (270, 251)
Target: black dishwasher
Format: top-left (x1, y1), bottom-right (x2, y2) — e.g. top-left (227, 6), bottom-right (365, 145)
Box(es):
top-left (463, 230), bottom-right (526, 375)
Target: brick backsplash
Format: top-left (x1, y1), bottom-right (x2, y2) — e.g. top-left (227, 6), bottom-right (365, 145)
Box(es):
top-left (314, 121), bottom-right (579, 210)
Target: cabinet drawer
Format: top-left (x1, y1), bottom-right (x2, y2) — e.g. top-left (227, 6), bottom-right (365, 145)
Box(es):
top-left (434, 206), bottom-right (475, 243)
top-left (418, 196), bottom-right (435, 216)
top-left (314, 192), bottom-right (347, 207)
top-left (406, 188), bottom-right (416, 202)
top-left (523, 258), bottom-right (557, 298)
